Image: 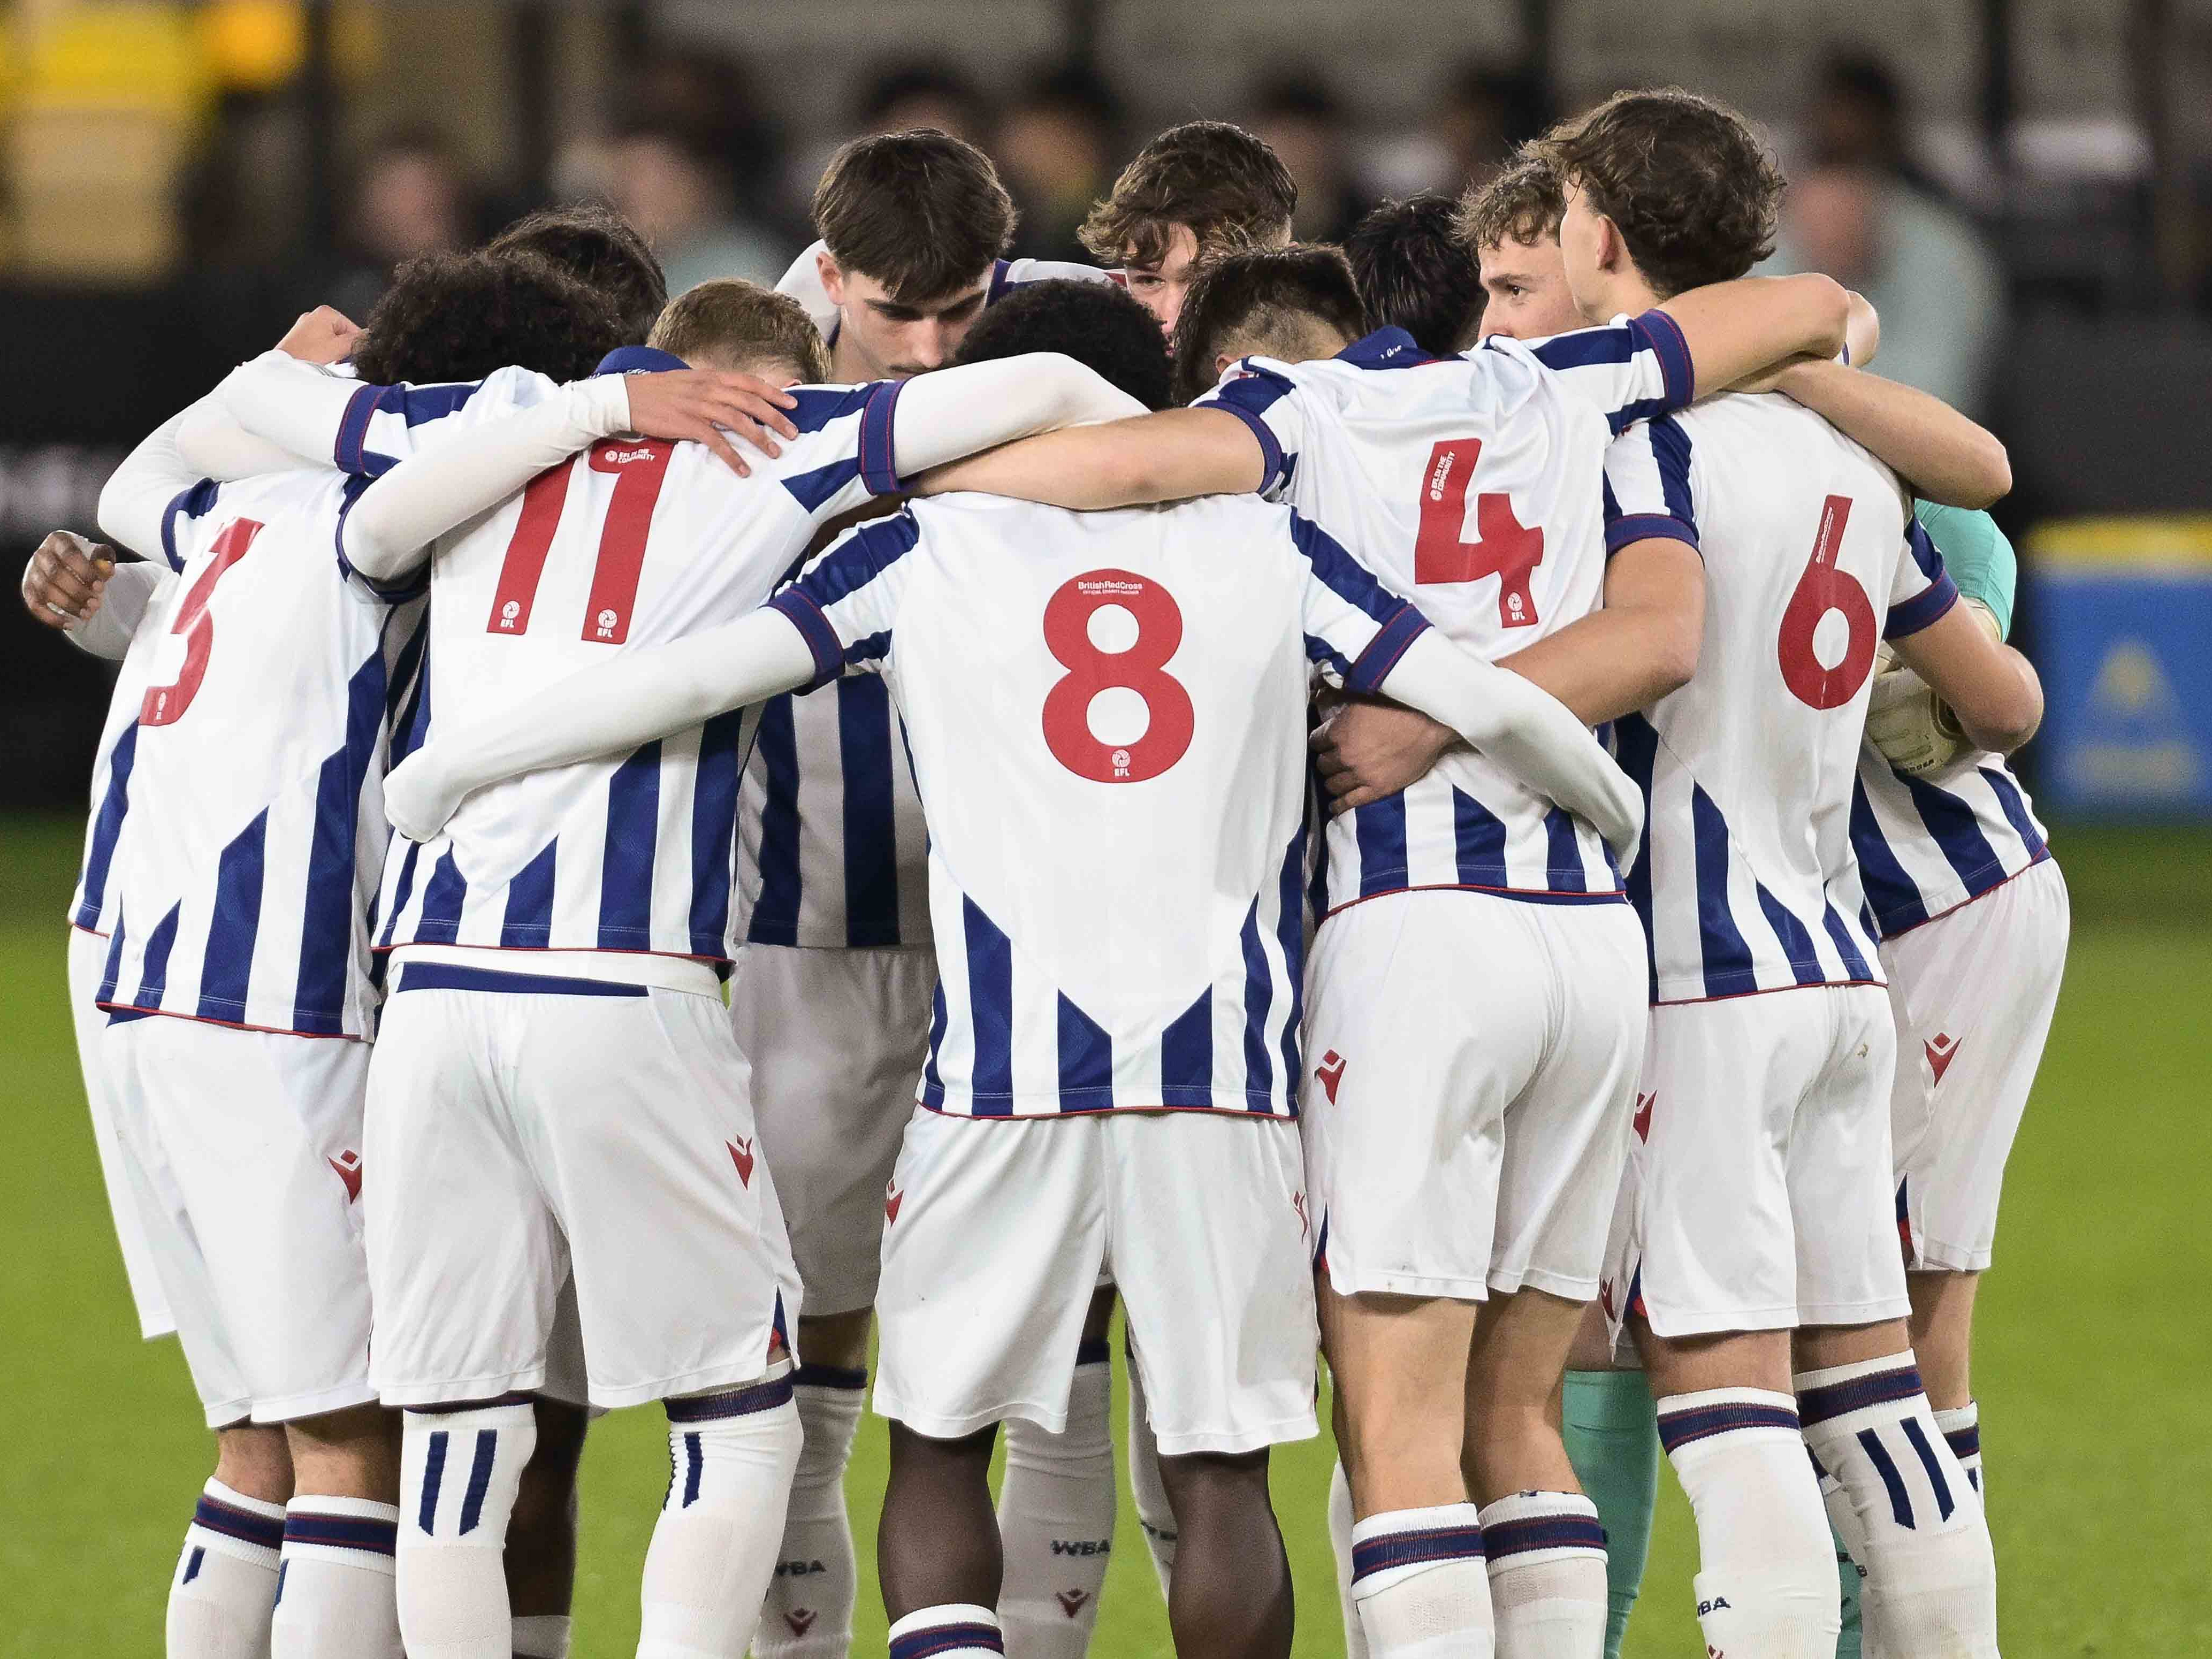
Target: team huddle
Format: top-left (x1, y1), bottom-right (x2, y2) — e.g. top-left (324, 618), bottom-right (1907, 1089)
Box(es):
top-left (27, 84), bottom-right (2068, 1659)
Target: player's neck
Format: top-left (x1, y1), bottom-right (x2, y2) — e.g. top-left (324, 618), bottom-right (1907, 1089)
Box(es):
top-left (830, 325), bottom-right (874, 385)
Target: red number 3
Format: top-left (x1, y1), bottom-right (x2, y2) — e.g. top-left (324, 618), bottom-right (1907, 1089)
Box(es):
top-left (1412, 438), bottom-right (1545, 628)
top-left (141, 518), bottom-right (261, 726)
top-left (1040, 569), bottom-right (1194, 783)
top-left (1777, 494), bottom-right (1877, 709)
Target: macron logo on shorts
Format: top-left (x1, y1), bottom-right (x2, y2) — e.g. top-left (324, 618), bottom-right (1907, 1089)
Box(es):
top-left (727, 1137), bottom-right (755, 1188)
top-left (1315, 1051), bottom-right (1346, 1104)
top-left (1633, 1091), bottom-right (1656, 1141)
top-left (328, 1150), bottom-right (362, 1203)
top-left (885, 1182), bottom-right (904, 1225)
top-left (1924, 1032), bottom-right (1961, 1085)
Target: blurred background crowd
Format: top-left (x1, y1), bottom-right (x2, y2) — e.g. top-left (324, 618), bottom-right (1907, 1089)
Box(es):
top-left (1, 0), bottom-right (2207, 822)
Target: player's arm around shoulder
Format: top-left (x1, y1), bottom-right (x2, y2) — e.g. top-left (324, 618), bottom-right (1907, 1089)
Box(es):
top-left (1887, 597), bottom-right (2042, 756)
top-left (1661, 272), bottom-right (1853, 399)
top-left (911, 406), bottom-right (1269, 508)
top-left (1763, 356), bottom-right (2010, 509)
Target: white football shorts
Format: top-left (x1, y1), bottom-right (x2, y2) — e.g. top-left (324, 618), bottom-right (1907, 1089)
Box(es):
top-left (1883, 858), bottom-right (2069, 1272)
top-left (874, 1107), bottom-right (1319, 1457)
top-left (67, 926), bottom-right (173, 1340)
top-left (728, 942), bottom-right (935, 1318)
top-left (365, 956), bottom-right (800, 1410)
top-left (102, 1008), bottom-right (376, 1427)
top-left (1301, 890), bottom-right (1647, 1302)
top-left (1605, 984), bottom-right (1910, 1340)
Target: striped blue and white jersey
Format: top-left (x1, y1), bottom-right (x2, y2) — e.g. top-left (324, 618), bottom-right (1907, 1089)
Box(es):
top-left (70, 570), bottom-right (177, 937)
top-left (1603, 394), bottom-right (1961, 1004)
top-left (769, 493), bottom-right (1432, 1118)
top-left (1851, 752), bottom-right (2049, 940)
top-left (751, 247), bottom-right (1111, 951)
top-left (1195, 316), bottom-right (1694, 915)
top-left (95, 468), bottom-right (427, 1036)
top-left (378, 371), bottom-right (906, 966)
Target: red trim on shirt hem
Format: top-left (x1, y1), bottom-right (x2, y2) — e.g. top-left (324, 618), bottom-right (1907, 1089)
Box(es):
top-left (1650, 978), bottom-right (1886, 1009)
top-left (70, 922), bottom-right (110, 940)
top-left (1871, 848), bottom-right (2054, 942)
top-left (915, 1098), bottom-right (1297, 1121)
top-left (1322, 881), bottom-right (1629, 922)
top-left (93, 1003), bottom-right (365, 1042)
top-left (372, 942), bottom-right (728, 964)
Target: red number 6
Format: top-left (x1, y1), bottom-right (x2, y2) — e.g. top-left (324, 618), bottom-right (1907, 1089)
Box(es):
top-left (1040, 569), bottom-right (1195, 783)
top-left (1777, 494), bottom-right (1877, 709)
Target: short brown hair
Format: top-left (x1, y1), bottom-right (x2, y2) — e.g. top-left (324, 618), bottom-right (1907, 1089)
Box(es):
top-left (1345, 195), bottom-right (1484, 357)
top-left (489, 203), bottom-right (667, 345)
top-left (353, 251), bottom-right (623, 387)
top-left (1455, 156), bottom-right (1567, 254)
top-left (648, 280), bottom-right (830, 380)
top-left (812, 128), bottom-right (1016, 303)
top-left (1534, 87), bottom-right (1783, 297)
top-left (1080, 120), bottom-right (1297, 269)
top-left (1168, 246), bottom-right (1370, 406)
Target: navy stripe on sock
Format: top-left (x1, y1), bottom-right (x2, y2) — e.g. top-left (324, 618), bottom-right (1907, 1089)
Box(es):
top-left (1351, 1523), bottom-right (1486, 1583)
top-left (274, 1559), bottom-right (288, 1604)
top-left (1482, 1513), bottom-right (1608, 1559)
top-left (1858, 1427), bottom-right (1916, 1528)
top-left (792, 1363), bottom-right (868, 1391)
top-left (1900, 1418), bottom-right (1956, 1523)
top-left (1657, 1401), bottom-right (1800, 1453)
top-left (181, 1545), bottom-right (205, 1585)
top-left (1074, 1339), bottom-right (1111, 1367)
top-left (1797, 1364), bottom-right (1925, 1428)
top-left (416, 1429), bottom-right (448, 1534)
top-left (682, 1432), bottom-right (704, 1508)
top-left (284, 1511), bottom-right (398, 1557)
top-left (889, 1623), bottom-right (1006, 1658)
top-left (192, 1492), bottom-right (287, 1553)
top-left (665, 1372), bottom-right (796, 1422)
top-left (457, 1428), bottom-right (498, 1534)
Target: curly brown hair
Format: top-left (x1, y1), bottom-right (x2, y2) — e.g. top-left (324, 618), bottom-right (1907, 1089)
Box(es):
top-left (1080, 120), bottom-right (1296, 269)
top-left (1534, 87), bottom-right (1783, 297)
top-left (1454, 156), bottom-right (1567, 255)
top-left (352, 251), bottom-right (624, 386)
top-left (488, 203), bottom-right (666, 346)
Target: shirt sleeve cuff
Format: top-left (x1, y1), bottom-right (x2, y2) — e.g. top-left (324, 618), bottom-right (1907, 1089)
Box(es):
top-left (857, 377), bottom-right (907, 495)
top-left (1346, 604), bottom-right (1431, 694)
top-left (1631, 309), bottom-right (1695, 411)
top-left (159, 478), bottom-right (220, 572)
top-left (333, 481), bottom-right (429, 602)
top-left (1605, 511), bottom-right (1700, 557)
top-left (1206, 397), bottom-right (1286, 494)
top-left (1885, 570), bottom-right (1960, 641)
top-left (334, 382), bottom-right (386, 475)
top-left (767, 589), bottom-right (846, 690)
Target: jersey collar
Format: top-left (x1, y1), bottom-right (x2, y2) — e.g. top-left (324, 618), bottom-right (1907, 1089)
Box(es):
top-left (1336, 326), bottom-right (1440, 371)
top-left (594, 345), bottom-right (689, 376)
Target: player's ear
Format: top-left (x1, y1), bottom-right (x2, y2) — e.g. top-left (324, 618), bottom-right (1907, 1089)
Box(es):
top-left (1212, 349), bottom-right (1237, 383)
top-left (816, 248), bottom-right (846, 307)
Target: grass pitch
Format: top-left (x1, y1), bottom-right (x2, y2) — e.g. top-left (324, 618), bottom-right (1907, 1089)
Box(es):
top-left (3, 813), bottom-right (2206, 1656)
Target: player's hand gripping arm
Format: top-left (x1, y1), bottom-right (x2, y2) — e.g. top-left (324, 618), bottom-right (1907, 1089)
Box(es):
top-left (20, 532), bottom-right (171, 656)
top-left (382, 608), bottom-right (820, 842)
top-left (910, 407), bottom-right (1268, 507)
top-left (1376, 629), bottom-right (1645, 863)
top-left (883, 353), bottom-right (1150, 477)
top-left (1755, 358), bottom-right (2010, 508)
top-left (1494, 538), bottom-right (1707, 726)
top-left (1887, 599), bottom-right (2042, 755)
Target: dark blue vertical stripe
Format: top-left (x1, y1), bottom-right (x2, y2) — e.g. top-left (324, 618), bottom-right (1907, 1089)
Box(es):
top-left (181, 1546), bottom-right (204, 1585)
top-left (1753, 882), bottom-right (1825, 985)
top-left (1160, 987), bottom-right (1213, 1107)
top-left (197, 811), bottom-right (267, 1020)
top-left (1610, 715), bottom-right (1660, 1003)
top-left (1849, 777), bottom-right (1928, 935)
top-left (417, 1429), bottom-right (448, 1533)
top-left (414, 850), bottom-right (468, 944)
top-left (1900, 770), bottom-right (2001, 888)
top-left (920, 979), bottom-right (948, 1107)
top-left (1857, 1427), bottom-right (1916, 1528)
top-left (294, 651), bottom-right (387, 1033)
top-left (965, 898), bottom-right (1014, 1114)
top-left (1452, 789), bottom-right (1509, 888)
top-left (98, 912), bottom-right (128, 1001)
top-left (380, 841), bottom-right (423, 947)
top-left (1821, 903), bottom-right (1874, 980)
top-left (1238, 898), bottom-right (1275, 1108)
top-left (1689, 785), bottom-right (1757, 998)
top-left (745, 698), bottom-right (802, 945)
top-left (390, 622), bottom-right (434, 765)
top-left (682, 1432), bottom-right (704, 1508)
top-left (273, 1560), bottom-right (287, 1604)
top-left (686, 709), bottom-right (747, 956)
top-left (598, 741), bottom-right (661, 949)
top-left (1900, 1417), bottom-right (1956, 1522)
top-left (1056, 993), bottom-right (1113, 1112)
top-left (1353, 796), bottom-right (1408, 896)
top-left (457, 1429), bottom-right (498, 1534)
top-left (838, 678), bottom-right (901, 947)
top-left (1978, 766), bottom-right (2047, 859)
top-left (1542, 806), bottom-right (1589, 892)
top-left (501, 843), bottom-right (559, 946)
top-left (75, 724), bottom-right (139, 928)
top-left (1274, 822), bottom-right (1307, 1094)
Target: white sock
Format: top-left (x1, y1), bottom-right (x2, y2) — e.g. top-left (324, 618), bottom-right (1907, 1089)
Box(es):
top-left (754, 1365), bottom-right (865, 1658)
top-left (1655, 1388), bottom-right (1839, 1658)
top-left (1796, 1355), bottom-right (1997, 1659)
top-left (510, 1613), bottom-right (572, 1658)
top-left (398, 1403), bottom-right (537, 1659)
top-left (1478, 1490), bottom-right (1608, 1658)
top-left (169, 1478), bottom-right (285, 1659)
top-left (639, 1374), bottom-right (803, 1659)
top-left (1124, 1355), bottom-right (1177, 1599)
top-left (998, 1345), bottom-right (1115, 1656)
top-left (1935, 1401), bottom-right (1984, 1499)
top-left (1349, 1503), bottom-right (1496, 1658)
top-left (1328, 1462), bottom-right (1370, 1659)
top-left (271, 1497), bottom-right (402, 1658)
top-left (888, 1603), bottom-right (1005, 1657)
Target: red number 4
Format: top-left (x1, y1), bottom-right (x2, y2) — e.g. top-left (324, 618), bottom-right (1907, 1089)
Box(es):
top-left (1413, 438), bottom-right (1545, 628)
top-left (1776, 494), bottom-right (1878, 709)
top-left (486, 439), bottom-right (674, 643)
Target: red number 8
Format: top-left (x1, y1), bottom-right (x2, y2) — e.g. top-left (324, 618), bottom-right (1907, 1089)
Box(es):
top-left (1776, 494), bottom-right (1877, 710)
top-left (1040, 569), bottom-right (1195, 783)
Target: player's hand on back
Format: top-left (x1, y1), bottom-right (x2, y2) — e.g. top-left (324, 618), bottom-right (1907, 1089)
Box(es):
top-left (620, 370), bottom-right (803, 478)
top-left (21, 531), bottom-right (115, 630)
top-left (1311, 698), bottom-right (1462, 815)
top-left (274, 305), bottom-right (363, 365)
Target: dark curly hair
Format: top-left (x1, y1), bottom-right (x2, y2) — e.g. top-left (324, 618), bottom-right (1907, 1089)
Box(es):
top-left (352, 251), bottom-right (625, 386)
top-left (487, 203), bottom-right (667, 345)
top-left (1168, 246), bottom-right (1369, 406)
top-left (1534, 87), bottom-right (1783, 297)
top-left (1345, 194), bottom-right (1484, 357)
top-left (952, 278), bottom-right (1172, 411)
